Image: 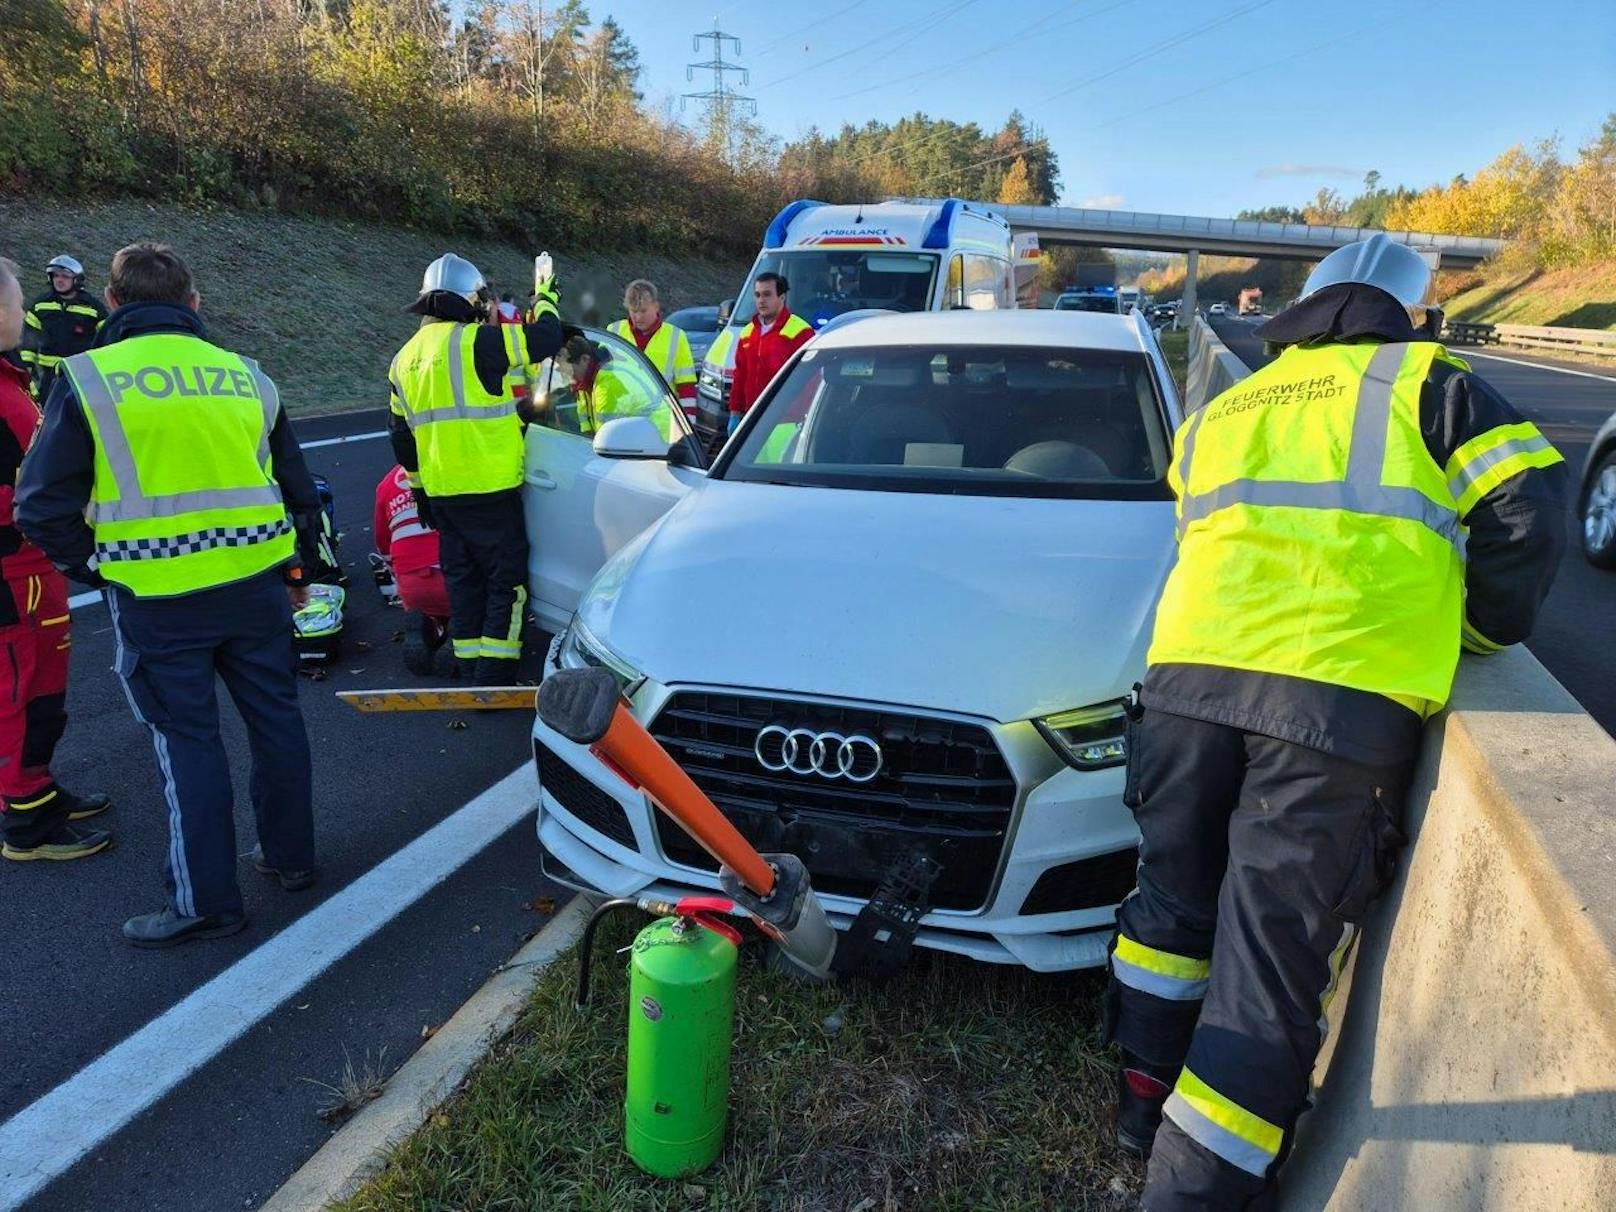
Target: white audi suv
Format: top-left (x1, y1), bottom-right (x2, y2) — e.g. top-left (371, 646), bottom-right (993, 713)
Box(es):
top-left (522, 309), bottom-right (1182, 970)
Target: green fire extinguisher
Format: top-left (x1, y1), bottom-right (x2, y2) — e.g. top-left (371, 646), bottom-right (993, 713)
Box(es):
top-left (577, 895), bottom-right (742, 1178)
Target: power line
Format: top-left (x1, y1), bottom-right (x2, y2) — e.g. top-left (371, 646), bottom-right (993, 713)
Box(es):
top-left (753, 0), bottom-right (982, 91)
top-left (681, 25), bottom-right (756, 120)
top-left (826, 0), bottom-right (1124, 105)
top-left (750, 1), bottom-right (874, 59)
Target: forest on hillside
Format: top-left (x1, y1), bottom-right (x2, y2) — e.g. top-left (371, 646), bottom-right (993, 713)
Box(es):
top-left (3, 0), bottom-right (1060, 255)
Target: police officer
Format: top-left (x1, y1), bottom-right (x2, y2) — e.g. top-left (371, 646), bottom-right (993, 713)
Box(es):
top-left (1107, 234), bottom-right (1568, 1208)
top-left (17, 242), bottom-right (326, 947)
top-left (388, 254), bottom-right (562, 684)
top-left (21, 254), bottom-right (106, 398)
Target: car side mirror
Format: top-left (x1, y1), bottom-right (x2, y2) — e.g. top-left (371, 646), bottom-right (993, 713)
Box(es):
top-left (592, 416), bottom-right (669, 460)
top-left (718, 299), bottom-right (734, 325)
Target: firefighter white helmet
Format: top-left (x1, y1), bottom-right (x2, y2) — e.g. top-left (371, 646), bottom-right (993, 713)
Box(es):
top-left (1300, 234), bottom-right (1441, 334)
top-left (417, 253), bottom-right (486, 305)
top-left (45, 254), bottom-right (84, 286)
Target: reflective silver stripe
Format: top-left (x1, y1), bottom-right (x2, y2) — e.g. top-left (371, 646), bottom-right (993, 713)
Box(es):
top-left (410, 399), bottom-right (518, 425)
top-left (392, 522), bottom-right (431, 541)
top-left (1448, 434), bottom-right (1554, 500)
top-left (1174, 406), bottom-right (1206, 497)
top-left (446, 323), bottom-right (468, 412)
top-left (243, 357), bottom-right (279, 469)
top-left (1177, 479), bottom-right (1464, 550)
top-left (65, 352), bottom-right (285, 524)
top-left (659, 328), bottom-right (677, 382)
top-left (1111, 955), bottom-right (1209, 1002)
top-left (1177, 343), bottom-right (1463, 552)
top-left (1164, 1092), bottom-right (1278, 1177)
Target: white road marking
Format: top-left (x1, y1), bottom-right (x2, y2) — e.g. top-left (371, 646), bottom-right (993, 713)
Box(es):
top-left (0, 764), bottom-right (537, 1212)
top-left (1466, 351), bottom-right (1616, 384)
top-left (63, 429), bottom-right (388, 613)
top-left (302, 429), bottom-right (388, 449)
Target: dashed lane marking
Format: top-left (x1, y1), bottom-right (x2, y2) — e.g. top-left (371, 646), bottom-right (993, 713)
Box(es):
top-left (0, 763), bottom-right (537, 1212)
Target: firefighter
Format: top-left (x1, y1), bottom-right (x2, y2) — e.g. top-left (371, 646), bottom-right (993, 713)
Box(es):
top-left (21, 254), bottom-right (106, 398)
top-left (727, 272), bottom-right (813, 434)
top-left (607, 280), bottom-right (698, 422)
top-left (0, 258), bottom-right (111, 862)
top-left (388, 254), bottom-right (562, 684)
top-left (1107, 234), bottom-right (1568, 1208)
top-left (17, 242), bottom-right (327, 945)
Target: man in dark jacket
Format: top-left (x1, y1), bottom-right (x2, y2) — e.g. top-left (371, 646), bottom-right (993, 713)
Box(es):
top-left (21, 254), bottom-right (106, 399)
top-left (0, 258), bottom-right (112, 862)
top-left (1106, 235), bottom-right (1567, 1209)
top-left (18, 242), bottom-right (327, 947)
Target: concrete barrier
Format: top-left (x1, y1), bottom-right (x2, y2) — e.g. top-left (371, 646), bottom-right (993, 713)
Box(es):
top-left (1186, 312), bottom-right (1248, 412)
top-left (1281, 647), bottom-right (1616, 1209)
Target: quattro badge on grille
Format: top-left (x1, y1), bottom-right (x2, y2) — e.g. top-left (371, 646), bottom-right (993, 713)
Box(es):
top-left (754, 725), bottom-right (883, 783)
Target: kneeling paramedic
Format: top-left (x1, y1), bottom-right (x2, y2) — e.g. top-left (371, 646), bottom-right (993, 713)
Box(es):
top-left (17, 242), bottom-right (327, 947)
top-left (388, 254), bottom-right (562, 684)
top-left (1107, 234), bottom-right (1568, 1208)
top-left (0, 258), bottom-right (111, 862)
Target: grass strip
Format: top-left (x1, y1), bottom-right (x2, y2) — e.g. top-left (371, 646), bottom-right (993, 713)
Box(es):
top-left (336, 915), bottom-right (1140, 1212)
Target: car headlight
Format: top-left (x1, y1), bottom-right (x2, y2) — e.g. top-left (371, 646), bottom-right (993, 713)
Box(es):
top-left (1034, 700), bottom-right (1128, 770)
top-left (555, 617), bottom-right (641, 690)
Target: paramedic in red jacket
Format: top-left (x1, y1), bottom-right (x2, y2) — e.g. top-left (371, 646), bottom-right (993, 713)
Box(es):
top-left (374, 464), bottom-right (450, 674)
top-left (0, 259), bottom-right (111, 862)
top-left (727, 272), bottom-right (814, 434)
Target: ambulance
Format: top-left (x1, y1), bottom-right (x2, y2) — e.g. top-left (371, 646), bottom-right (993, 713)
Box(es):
top-left (694, 198), bottom-right (1018, 450)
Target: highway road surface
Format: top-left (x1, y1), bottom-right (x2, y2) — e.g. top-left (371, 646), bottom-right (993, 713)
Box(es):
top-left (1209, 313), bottom-right (1616, 735)
top-left (0, 408), bottom-right (568, 1212)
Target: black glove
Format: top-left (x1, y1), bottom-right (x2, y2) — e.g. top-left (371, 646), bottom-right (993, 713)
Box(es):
top-left (412, 486), bottom-right (436, 530)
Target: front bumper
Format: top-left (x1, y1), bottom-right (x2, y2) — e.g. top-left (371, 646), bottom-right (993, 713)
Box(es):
top-left (531, 667), bottom-right (1139, 973)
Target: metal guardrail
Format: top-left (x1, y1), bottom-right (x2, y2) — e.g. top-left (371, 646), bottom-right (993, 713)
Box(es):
top-left (1185, 313), bottom-right (1249, 411)
top-left (1442, 320), bottom-right (1501, 346)
top-left (1493, 323), bottom-right (1616, 360)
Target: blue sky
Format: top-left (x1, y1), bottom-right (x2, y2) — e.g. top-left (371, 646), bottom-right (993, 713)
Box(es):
top-left (597, 0), bottom-right (1615, 217)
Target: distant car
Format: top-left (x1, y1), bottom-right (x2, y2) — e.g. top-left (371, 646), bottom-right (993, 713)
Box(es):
top-left (1578, 411), bottom-right (1616, 568)
top-left (1208, 302), bottom-right (1229, 316)
top-left (666, 306), bottom-right (722, 365)
top-left (1055, 290), bottom-right (1123, 315)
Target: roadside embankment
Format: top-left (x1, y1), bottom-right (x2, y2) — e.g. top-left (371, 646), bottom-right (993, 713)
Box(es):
top-left (0, 197), bottom-right (748, 414)
top-left (1284, 646), bottom-right (1616, 1209)
top-left (1442, 261), bottom-right (1616, 332)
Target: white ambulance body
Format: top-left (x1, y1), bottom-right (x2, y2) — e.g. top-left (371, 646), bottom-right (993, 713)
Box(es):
top-left (694, 199), bottom-right (1016, 443)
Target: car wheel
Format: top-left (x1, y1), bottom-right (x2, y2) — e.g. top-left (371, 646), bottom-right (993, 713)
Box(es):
top-left (1582, 451), bottom-right (1616, 569)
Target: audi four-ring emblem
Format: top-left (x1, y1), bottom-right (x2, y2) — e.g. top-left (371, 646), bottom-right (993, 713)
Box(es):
top-left (753, 725), bottom-right (883, 783)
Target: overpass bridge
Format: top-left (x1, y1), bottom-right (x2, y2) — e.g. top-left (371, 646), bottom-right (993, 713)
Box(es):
top-left (908, 197), bottom-right (1508, 317)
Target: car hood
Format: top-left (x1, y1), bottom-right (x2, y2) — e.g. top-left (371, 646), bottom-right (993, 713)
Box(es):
top-left (576, 480), bottom-right (1178, 723)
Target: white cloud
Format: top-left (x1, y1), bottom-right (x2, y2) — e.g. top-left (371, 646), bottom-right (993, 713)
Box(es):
top-left (1255, 163), bottom-right (1359, 180)
top-left (1082, 194), bottom-right (1126, 209)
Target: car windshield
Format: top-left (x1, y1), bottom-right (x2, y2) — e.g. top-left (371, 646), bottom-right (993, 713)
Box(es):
top-left (720, 342), bottom-right (1173, 500)
top-left (1055, 294), bottom-right (1121, 314)
top-left (667, 306), bottom-right (718, 333)
top-left (728, 251), bottom-right (939, 329)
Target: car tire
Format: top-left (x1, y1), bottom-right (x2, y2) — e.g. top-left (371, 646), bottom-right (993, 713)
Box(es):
top-left (1582, 450), bottom-right (1616, 569)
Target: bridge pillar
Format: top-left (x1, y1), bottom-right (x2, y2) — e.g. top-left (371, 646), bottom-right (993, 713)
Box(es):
top-left (1179, 248), bottom-right (1200, 330)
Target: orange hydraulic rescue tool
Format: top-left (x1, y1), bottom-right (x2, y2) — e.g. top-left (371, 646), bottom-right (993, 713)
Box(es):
top-left (536, 668), bottom-right (838, 979)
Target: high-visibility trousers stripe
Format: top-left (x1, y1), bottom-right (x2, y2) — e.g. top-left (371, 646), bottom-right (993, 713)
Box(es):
top-left (1111, 934), bottom-right (1211, 1001)
top-left (1164, 1067), bottom-right (1283, 1177)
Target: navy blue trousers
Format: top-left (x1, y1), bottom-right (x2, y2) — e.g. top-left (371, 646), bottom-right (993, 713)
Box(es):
top-left (106, 569), bottom-right (314, 917)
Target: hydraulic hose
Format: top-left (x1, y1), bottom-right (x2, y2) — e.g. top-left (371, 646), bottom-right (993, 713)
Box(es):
top-left (575, 897), bottom-right (641, 1010)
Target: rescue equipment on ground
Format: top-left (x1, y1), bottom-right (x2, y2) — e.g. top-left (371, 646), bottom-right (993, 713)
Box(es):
top-left (293, 583), bottom-right (344, 664)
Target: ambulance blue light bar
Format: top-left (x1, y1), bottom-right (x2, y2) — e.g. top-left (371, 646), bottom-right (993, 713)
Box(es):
top-left (764, 200), bottom-right (826, 249)
top-left (921, 199), bottom-right (962, 249)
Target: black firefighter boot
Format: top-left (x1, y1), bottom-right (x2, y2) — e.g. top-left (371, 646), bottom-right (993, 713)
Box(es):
top-left (1116, 1050), bottom-right (1177, 1160)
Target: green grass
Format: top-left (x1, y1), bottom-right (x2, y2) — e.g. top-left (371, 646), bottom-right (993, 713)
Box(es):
top-left (1443, 261), bottom-right (1616, 331)
top-left (0, 197), bottom-right (749, 415)
top-left (336, 915), bottom-right (1138, 1212)
top-left (1157, 330), bottom-right (1188, 397)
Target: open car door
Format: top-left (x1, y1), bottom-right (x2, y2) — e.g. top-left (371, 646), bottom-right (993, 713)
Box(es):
top-left (522, 326), bottom-right (706, 633)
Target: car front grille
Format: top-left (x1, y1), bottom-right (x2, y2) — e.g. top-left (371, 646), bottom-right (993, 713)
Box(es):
top-left (534, 737), bottom-right (636, 849)
top-left (648, 691), bottom-right (1017, 911)
top-left (1018, 848), bottom-right (1138, 916)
